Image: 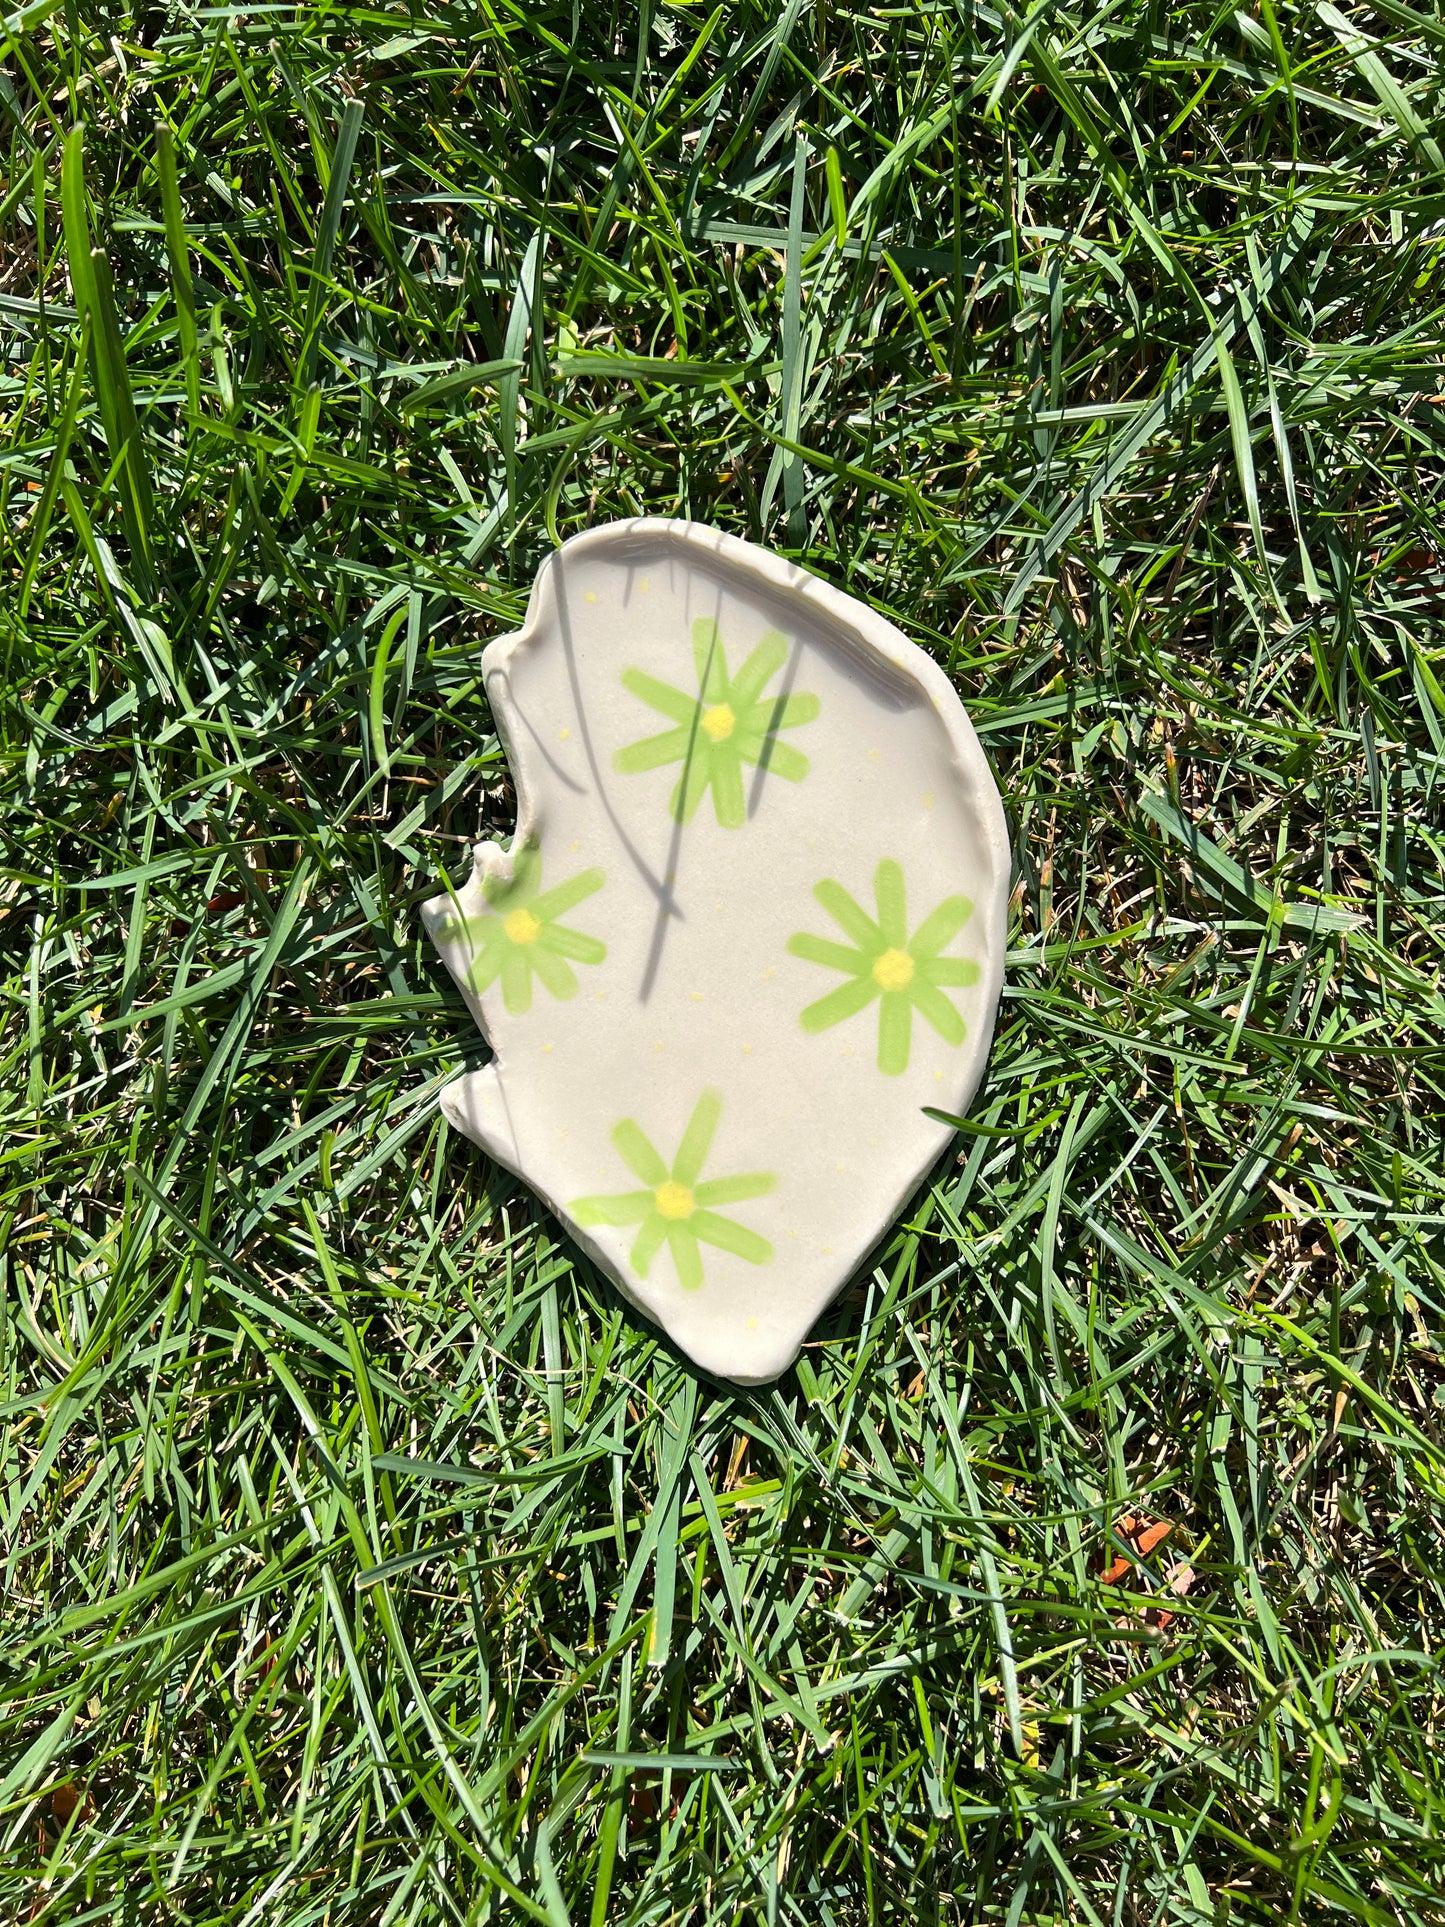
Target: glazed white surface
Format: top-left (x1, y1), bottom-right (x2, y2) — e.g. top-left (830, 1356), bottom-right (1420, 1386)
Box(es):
top-left (422, 520), bottom-right (1008, 1383)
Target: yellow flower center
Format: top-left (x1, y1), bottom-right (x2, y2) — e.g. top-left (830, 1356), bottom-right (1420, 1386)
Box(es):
top-left (503, 907), bottom-right (543, 945)
top-left (700, 703), bottom-right (735, 743)
top-left (872, 947), bottom-right (915, 992)
top-left (654, 1181), bottom-right (695, 1221)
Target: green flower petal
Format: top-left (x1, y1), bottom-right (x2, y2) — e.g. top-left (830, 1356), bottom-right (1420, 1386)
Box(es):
top-left (441, 912), bottom-right (502, 961)
top-left (573, 1190), bottom-right (654, 1227)
top-left (431, 909), bottom-right (469, 946)
top-left (631, 1212), bottom-right (669, 1277)
top-left (462, 943), bottom-right (505, 995)
top-left (500, 945), bottom-right (533, 1015)
top-left (469, 915), bottom-right (507, 952)
top-left (878, 992), bottom-right (912, 1075)
top-left (787, 931), bottom-right (867, 975)
top-left (672, 1088), bottom-right (723, 1188)
top-left (922, 954), bottom-right (980, 988)
top-left (485, 839), bottom-right (541, 906)
top-left (908, 895), bottom-right (973, 961)
top-left (667, 1220), bottom-right (705, 1291)
top-left (621, 667), bottom-right (699, 723)
top-left (909, 977), bottom-right (966, 1046)
top-left (745, 690), bottom-right (819, 734)
top-left (873, 858), bottom-right (907, 949)
top-left (738, 736), bottom-right (809, 783)
top-left (612, 1119), bottom-right (668, 1185)
top-left (800, 973), bottom-right (880, 1034)
top-left (692, 1172), bottom-right (776, 1207)
top-left (729, 629), bottom-right (788, 706)
top-left (541, 923), bottom-right (607, 965)
top-left (813, 879), bottom-right (882, 950)
top-left (691, 1209), bottom-right (772, 1266)
top-left (528, 944), bottom-right (578, 1002)
top-left (670, 742), bottom-right (714, 824)
top-left (710, 748), bottom-right (747, 829)
top-left (614, 726), bottom-right (693, 774)
top-left (529, 867), bottom-right (605, 921)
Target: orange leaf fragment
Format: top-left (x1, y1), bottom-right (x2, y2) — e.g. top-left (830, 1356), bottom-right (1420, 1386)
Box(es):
top-left (49, 1782), bottom-right (94, 1826)
top-left (1143, 1562), bottom-right (1196, 1632)
top-left (1099, 1512), bottom-right (1173, 1584)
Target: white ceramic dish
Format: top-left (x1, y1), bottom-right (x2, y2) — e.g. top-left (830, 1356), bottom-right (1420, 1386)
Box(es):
top-left (422, 519), bottom-right (1009, 1383)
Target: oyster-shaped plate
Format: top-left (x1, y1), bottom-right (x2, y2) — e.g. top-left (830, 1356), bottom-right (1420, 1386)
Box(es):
top-left (422, 520), bottom-right (1008, 1383)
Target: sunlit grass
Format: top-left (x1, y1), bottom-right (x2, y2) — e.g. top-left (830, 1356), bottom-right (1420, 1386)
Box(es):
top-left (3, 1), bottom-right (1445, 1921)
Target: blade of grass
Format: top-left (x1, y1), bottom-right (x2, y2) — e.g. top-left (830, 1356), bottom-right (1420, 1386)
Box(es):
top-left (155, 117), bottom-right (200, 420)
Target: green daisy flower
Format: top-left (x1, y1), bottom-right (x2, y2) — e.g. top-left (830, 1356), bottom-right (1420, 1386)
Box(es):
top-left (787, 858), bottom-right (980, 1076)
top-left (433, 841), bottom-right (606, 1015)
top-left (614, 618), bottom-right (819, 828)
top-left (572, 1089), bottom-right (775, 1291)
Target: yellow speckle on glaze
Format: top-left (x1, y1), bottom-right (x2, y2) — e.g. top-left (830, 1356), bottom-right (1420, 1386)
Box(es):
top-left (872, 947), bottom-right (914, 992)
top-left (923, 790), bottom-right (935, 808)
top-left (585, 590), bottom-right (597, 603)
top-left (701, 703), bottom-right (735, 742)
top-left (654, 1180), bottom-right (694, 1221)
top-left (559, 727), bottom-right (571, 742)
top-left (640, 576), bottom-right (650, 593)
top-left (761, 966), bottom-right (776, 981)
top-left (542, 1041), bottom-right (554, 1054)
top-left (868, 747), bottom-right (881, 762)
top-left (691, 991), bottom-right (704, 1002)
top-left (505, 907), bottom-right (542, 945)
top-left (742, 1043), bottom-right (753, 1055)
top-left (570, 839), bottom-right (580, 852)
top-left (746, 1315), bottom-right (759, 1330)
top-left (654, 1041), bottom-right (665, 1053)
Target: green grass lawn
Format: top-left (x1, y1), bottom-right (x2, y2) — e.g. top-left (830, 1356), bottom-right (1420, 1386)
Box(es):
top-left (5, 0), bottom-right (1445, 1919)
